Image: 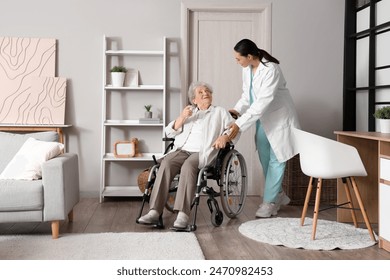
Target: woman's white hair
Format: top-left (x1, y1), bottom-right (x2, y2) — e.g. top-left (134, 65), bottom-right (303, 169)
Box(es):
top-left (187, 81), bottom-right (213, 105)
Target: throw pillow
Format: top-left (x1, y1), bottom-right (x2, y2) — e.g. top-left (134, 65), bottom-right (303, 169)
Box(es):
top-left (0, 131), bottom-right (59, 173)
top-left (0, 137), bottom-right (64, 180)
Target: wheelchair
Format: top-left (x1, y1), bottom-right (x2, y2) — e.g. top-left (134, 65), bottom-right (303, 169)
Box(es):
top-left (136, 140), bottom-right (248, 231)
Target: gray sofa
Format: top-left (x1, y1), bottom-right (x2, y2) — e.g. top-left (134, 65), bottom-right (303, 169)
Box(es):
top-left (0, 131), bottom-right (79, 239)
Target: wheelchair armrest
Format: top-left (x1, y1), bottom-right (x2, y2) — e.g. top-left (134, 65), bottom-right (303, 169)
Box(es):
top-left (216, 143), bottom-right (233, 161)
top-left (213, 143), bottom-right (234, 179)
top-left (162, 137), bottom-right (175, 155)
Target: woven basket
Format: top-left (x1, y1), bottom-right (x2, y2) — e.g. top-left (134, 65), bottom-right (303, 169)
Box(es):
top-left (137, 168), bottom-right (151, 193)
top-left (282, 154), bottom-right (337, 206)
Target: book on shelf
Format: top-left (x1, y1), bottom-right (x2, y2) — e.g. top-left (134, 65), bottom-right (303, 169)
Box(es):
top-left (138, 118), bottom-right (162, 124)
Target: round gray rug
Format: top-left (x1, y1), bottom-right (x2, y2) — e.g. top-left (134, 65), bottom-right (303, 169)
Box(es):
top-left (239, 217), bottom-right (377, 250)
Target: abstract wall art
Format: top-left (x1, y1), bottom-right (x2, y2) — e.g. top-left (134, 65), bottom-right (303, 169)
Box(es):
top-left (29, 77), bottom-right (67, 125)
top-left (0, 37), bottom-right (58, 124)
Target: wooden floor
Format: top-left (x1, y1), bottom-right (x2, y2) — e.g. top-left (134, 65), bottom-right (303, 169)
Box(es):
top-left (1, 196), bottom-right (390, 260)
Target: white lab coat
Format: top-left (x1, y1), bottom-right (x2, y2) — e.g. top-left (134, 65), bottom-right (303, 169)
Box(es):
top-left (234, 60), bottom-right (300, 162)
top-left (165, 105), bottom-right (237, 168)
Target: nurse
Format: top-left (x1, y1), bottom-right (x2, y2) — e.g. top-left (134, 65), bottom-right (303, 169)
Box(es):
top-left (228, 39), bottom-right (300, 218)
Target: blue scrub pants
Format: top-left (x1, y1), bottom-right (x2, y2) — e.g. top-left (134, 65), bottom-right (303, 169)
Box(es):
top-left (255, 121), bottom-right (286, 203)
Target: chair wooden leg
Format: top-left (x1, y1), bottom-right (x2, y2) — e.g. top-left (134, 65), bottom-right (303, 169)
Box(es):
top-left (311, 178), bottom-right (323, 240)
top-left (350, 177), bottom-right (376, 242)
top-left (301, 177), bottom-right (314, 226)
top-left (343, 177), bottom-right (358, 227)
top-left (51, 221), bottom-right (60, 239)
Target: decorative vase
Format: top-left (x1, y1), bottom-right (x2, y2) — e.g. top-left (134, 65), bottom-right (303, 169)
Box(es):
top-left (145, 111), bottom-right (152, 118)
top-left (111, 72), bottom-right (126, 87)
top-left (379, 119), bottom-right (390, 133)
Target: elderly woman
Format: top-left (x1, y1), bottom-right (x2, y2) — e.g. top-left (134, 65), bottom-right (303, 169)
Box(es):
top-left (138, 81), bottom-right (237, 229)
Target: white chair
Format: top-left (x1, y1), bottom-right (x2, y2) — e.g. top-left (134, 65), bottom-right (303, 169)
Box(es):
top-left (292, 128), bottom-right (376, 241)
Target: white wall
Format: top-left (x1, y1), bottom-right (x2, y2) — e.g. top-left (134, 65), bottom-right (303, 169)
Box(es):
top-left (0, 0), bottom-right (345, 197)
top-left (272, 0), bottom-right (345, 137)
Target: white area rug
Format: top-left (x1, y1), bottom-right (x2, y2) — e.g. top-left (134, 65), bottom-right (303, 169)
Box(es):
top-left (0, 232), bottom-right (205, 260)
top-left (239, 217), bottom-right (377, 250)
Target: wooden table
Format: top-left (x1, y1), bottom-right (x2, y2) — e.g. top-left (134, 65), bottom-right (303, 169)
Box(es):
top-left (0, 124), bottom-right (72, 144)
top-left (334, 131), bottom-right (390, 226)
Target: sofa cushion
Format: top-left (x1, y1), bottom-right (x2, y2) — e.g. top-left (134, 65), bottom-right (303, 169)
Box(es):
top-left (0, 131), bottom-right (59, 173)
top-left (0, 179), bottom-right (43, 211)
top-left (0, 137), bottom-right (64, 180)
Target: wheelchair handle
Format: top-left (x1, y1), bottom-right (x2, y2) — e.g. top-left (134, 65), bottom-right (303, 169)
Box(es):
top-left (225, 142), bottom-right (234, 150)
top-left (152, 155), bottom-right (158, 165)
top-left (230, 112), bottom-right (239, 120)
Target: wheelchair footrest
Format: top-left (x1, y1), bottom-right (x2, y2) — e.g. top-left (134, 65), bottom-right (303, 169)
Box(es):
top-left (202, 186), bottom-right (220, 197)
top-left (169, 225), bottom-right (196, 232)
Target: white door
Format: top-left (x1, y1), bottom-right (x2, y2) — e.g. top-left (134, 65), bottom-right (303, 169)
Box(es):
top-left (182, 3), bottom-right (272, 195)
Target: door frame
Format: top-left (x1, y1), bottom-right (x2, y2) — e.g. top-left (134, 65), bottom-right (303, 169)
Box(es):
top-left (180, 1), bottom-right (272, 195)
top-left (180, 0), bottom-right (272, 107)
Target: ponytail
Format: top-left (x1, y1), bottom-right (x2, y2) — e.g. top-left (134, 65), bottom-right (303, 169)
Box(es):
top-left (234, 39), bottom-right (279, 65)
top-left (258, 49), bottom-right (279, 65)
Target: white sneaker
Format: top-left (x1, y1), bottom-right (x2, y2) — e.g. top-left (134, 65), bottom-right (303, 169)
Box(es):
top-left (173, 211), bottom-right (189, 229)
top-left (138, 209), bottom-right (159, 224)
top-left (275, 191), bottom-right (291, 211)
top-left (255, 202), bottom-right (278, 218)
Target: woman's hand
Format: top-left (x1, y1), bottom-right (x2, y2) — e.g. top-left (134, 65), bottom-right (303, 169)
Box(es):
top-left (173, 105), bottom-right (193, 130)
top-left (181, 105), bottom-right (194, 119)
top-left (212, 135), bottom-right (230, 149)
top-left (228, 123), bottom-right (240, 140)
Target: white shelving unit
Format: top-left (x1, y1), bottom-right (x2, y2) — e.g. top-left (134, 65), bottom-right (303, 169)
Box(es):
top-left (100, 36), bottom-right (167, 202)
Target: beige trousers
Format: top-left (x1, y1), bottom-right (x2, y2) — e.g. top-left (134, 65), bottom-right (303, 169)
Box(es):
top-left (149, 150), bottom-right (199, 215)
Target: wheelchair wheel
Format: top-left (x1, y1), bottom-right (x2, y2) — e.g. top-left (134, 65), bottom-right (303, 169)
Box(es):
top-left (220, 149), bottom-right (248, 218)
top-left (211, 209), bottom-right (223, 227)
top-left (208, 198), bottom-right (223, 227)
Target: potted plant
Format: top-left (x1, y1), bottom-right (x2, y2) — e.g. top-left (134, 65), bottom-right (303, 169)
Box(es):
top-left (110, 66), bottom-right (127, 87)
top-left (374, 106), bottom-right (390, 133)
top-left (144, 105), bottom-right (152, 118)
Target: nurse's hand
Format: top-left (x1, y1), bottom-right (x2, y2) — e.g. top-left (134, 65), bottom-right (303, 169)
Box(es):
top-left (212, 135), bottom-right (229, 149)
top-left (228, 123), bottom-right (240, 140)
